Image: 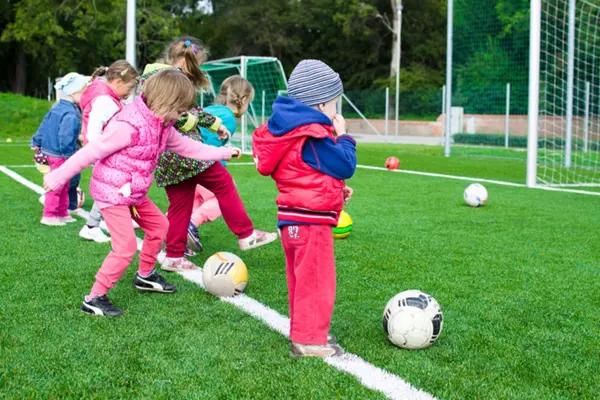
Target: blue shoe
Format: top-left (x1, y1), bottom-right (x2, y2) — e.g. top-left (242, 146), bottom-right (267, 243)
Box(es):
top-left (187, 222), bottom-right (203, 253)
top-left (184, 247), bottom-right (196, 257)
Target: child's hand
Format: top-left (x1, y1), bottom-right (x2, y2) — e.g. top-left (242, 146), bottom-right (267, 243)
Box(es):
top-left (231, 147), bottom-right (242, 159)
top-left (217, 124), bottom-right (231, 140)
top-left (343, 186), bottom-right (353, 204)
top-left (43, 174), bottom-right (61, 192)
top-left (31, 146), bottom-right (40, 152)
top-left (333, 114), bottom-right (347, 137)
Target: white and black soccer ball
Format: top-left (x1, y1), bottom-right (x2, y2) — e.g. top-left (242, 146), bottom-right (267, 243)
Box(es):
top-left (202, 252), bottom-right (248, 297)
top-left (463, 183), bottom-right (488, 207)
top-left (382, 290), bottom-right (443, 350)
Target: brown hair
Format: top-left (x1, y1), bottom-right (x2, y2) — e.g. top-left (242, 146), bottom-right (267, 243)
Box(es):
top-left (215, 76), bottom-right (255, 116)
top-left (142, 70), bottom-right (196, 117)
top-left (90, 60), bottom-right (138, 84)
top-left (164, 36), bottom-right (209, 89)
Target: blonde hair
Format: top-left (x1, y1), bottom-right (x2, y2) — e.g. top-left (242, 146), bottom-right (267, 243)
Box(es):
top-left (142, 70), bottom-right (196, 117)
top-left (91, 60), bottom-right (138, 84)
top-left (215, 76), bottom-right (255, 117)
top-left (164, 36), bottom-right (209, 89)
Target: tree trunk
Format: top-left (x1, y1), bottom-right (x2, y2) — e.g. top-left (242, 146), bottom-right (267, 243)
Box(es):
top-left (390, 0), bottom-right (402, 77)
top-left (12, 44), bottom-right (27, 94)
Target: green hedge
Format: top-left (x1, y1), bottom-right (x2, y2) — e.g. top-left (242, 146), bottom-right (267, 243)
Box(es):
top-left (452, 133), bottom-right (600, 150)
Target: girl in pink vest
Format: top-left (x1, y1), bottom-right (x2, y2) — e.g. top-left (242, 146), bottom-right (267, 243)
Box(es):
top-left (78, 60), bottom-right (138, 244)
top-left (43, 70), bottom-right (241, 316)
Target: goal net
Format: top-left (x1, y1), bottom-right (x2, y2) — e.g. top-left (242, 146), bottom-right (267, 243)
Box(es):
top-left (536, 0), bottom-right (600, 188)
top-left (201, 56), bottom-right (288, 153)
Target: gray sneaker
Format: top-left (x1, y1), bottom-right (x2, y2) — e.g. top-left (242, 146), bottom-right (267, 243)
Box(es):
top-left (290, 342), bottom-right (344, 358)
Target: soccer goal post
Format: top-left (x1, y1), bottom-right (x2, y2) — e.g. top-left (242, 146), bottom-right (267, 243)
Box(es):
top-left (528, 0), bottom-right (600, 191)
top-left (201, 56), bottom-right (288, 154)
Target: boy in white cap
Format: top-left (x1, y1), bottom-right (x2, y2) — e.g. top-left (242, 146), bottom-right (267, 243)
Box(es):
top-left (31, 72), bottom-right (88, 226)
top-left (253, 60), bottom-right (356, 357)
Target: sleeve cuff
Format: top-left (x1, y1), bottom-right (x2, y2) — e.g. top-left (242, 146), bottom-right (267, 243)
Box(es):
top-left (181, 114), bottom-right (199, 132)
top-left (209, 117), bottom-right (222, 132)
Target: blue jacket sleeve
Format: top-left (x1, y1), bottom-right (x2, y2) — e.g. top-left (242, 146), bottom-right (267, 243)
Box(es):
top-left (31, 115), bottom-right (49, 148)
top-left (301, 135), bottom-right (357, 180)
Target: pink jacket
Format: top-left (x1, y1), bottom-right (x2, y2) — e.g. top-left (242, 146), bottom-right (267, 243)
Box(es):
top-left (80, 79), bottom-right (122, 146)
top-left (44, 96), bottom-right (232, 207)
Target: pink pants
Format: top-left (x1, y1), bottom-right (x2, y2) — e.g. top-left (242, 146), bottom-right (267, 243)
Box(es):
top-left (91, 197), bottom-right (169, 295)
top-left (191, 185), bottom-right (222, 226)
top-left (44, 156), bottom-right (69, 218)
top-left (281, 224), bottom-right (336, 345)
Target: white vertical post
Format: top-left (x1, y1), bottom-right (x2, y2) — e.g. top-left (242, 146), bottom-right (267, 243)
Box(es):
top-left (527, 0), bottom-right (541, 187)
top-left (505, 83), bottom-right (511, 148)
top-left (385, 87), bottom-right (390, 136)
top-left (565, 0), bottom-right (576, 167)
top-left (47, 77), bottom-right (52, 101)
top-left (442, 85), bottom-right (446, 146)
top-left (126, 0), bottom-right (136, 68)
top-left (261, 90), bottom-right (266, 125)
top-left (337, 97), bottom-right (342, 115)
top-left (240, 56), bottom-right (247, 153)
top-left (394, 5), bottom-right (403, 136)
top-left (584, 81), bottom-right (590, 152)
top-left (200, 91), bottom-right (204, 108)
top-left (444, 0), bottom-right (453, 157)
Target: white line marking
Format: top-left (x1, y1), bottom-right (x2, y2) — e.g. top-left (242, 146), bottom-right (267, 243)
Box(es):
top-left (233, 159), bottom-right (600, 196)
top-left (0, 165), bottom-right (37, 168)
top-left (0, 166), bottom-right (435, 400)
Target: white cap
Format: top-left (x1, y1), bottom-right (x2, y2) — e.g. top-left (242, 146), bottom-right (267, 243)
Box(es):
top-left (55, 73), bottom-right (88, 96)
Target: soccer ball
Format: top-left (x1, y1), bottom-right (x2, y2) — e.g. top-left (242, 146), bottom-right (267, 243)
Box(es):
top-left (202, 252), bottom-right (248, 297)
top-left (463, 183), bottom-right (488, 207)
top-left (382, 290), bottom-right (443, 349)
top-left (333, 210), bottom-right (352, 239)
top-left (385, 156), bottom-right (400, 170)
top-left (76, 187), bottom-right (85, 208)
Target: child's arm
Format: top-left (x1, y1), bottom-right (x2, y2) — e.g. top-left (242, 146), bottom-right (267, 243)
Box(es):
top-left (31, 125), bottom-right (44, 150)
top-left (43, 122), bottom-right (133, 192)
top-left (166, 127), bottom-right (238, 162)
top-left (86, 96), bottom-right (121, 144)
top-left (179, 107), bottom-right (230, 139)
top-left (301, 135), bottom-right (357, 180)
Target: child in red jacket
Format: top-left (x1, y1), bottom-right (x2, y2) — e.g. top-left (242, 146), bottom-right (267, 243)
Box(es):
top-left (253, 60), bottom-right (356, 358)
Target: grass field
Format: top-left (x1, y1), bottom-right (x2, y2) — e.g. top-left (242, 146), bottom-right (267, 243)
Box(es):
top-left (1, 94), bottom-right (600, 399)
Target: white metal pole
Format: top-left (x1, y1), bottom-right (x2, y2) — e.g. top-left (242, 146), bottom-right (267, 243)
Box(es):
top-left (126, 0), bottom-right (136, 68)
top-left (394, 5), bottom-right (403, 136)
top-left (337, 96), bottom-right (342, 115)
top-left (527, 0), bottom-right (542, 187)
top-left (261, 91), bottom-right (266, 125)
top-left (47, 77), bottom-right (52, 101)
top-left (565, 0), bottom-right (576, 167)
top-left (385, 87), bottom-right (390, 136)
top-left (505, 83), bottom-right (511, 148)
top-left (241, 56), bottom-right (247, 153)
top-left (584, 81), bottom-right (590, 152)
top-left (442, 85), bottom-right (446, 146)
top-left (444, 0), bottom-right (453, 157)
top-left (200, 91), bottom-right (204, 108)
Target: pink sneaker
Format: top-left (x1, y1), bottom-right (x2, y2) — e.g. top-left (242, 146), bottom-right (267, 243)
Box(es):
top-left (238, 230), bottom-right (278, 251)
top-left (160, 257), bottom-right (198, 272)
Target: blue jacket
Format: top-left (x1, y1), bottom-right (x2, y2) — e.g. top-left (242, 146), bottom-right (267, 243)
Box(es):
top-left (31, 100), bottom-right (81, 158)
top-left (200, 105), bottom-right (237, 166)
top-left (268, 96), bottom-right (356, 180)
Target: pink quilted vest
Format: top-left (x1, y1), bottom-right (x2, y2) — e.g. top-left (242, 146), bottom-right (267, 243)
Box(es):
top-left (80, 79), bottom-right (122, 146)
top-left (90, 96), bottom-right (172, 206)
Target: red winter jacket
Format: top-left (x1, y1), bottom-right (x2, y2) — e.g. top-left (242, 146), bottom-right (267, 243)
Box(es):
top-left (253, 122), bottom-right (345, 226)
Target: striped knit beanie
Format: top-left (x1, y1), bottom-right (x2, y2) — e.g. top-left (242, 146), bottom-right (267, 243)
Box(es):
top-left (288, 60), bottom-right (343, 106)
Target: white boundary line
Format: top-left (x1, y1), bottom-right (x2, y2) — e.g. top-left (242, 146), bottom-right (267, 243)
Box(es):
top-left (0, 166), bottom-right (435, 400)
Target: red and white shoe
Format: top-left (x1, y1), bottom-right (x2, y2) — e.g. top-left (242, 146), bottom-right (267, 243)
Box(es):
top-left (160, 257), bottom-right (198, 272)
top-left (239, 230), bottom-right (279, 251)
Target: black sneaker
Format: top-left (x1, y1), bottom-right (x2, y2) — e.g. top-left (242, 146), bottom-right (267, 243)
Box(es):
top-left (133, 269), bottom-right (177, 293)
top-left (81, 295), bottom-right (124, 316)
